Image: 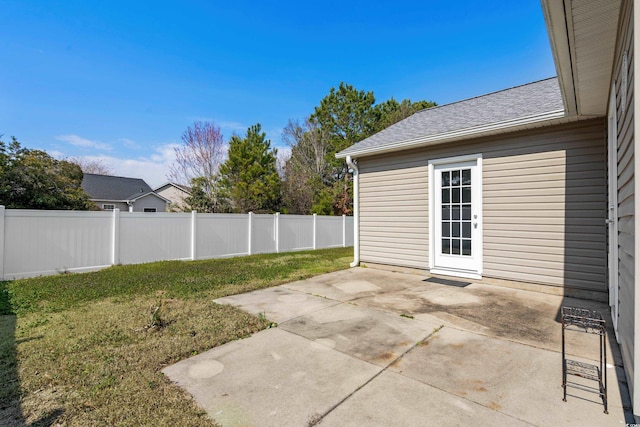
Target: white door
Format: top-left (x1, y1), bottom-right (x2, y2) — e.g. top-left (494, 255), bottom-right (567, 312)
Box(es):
top-left (430, 155), bottom-right (483, 279)
top-left (607, 83), bottom-right (619, 338)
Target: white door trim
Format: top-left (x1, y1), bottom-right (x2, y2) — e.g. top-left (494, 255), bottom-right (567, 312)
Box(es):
top-left (608, 81), bottom-right (619, 339)
top-left (429, 153), bottom-right (483, 279)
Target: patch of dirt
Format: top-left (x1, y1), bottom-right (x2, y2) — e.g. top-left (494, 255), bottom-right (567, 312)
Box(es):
top-left (377, 351), bottom-right (395, 361)
top-left (487, 401), bottom-right (502, 411)
top-left (409, 288), bottom-right (555, 344)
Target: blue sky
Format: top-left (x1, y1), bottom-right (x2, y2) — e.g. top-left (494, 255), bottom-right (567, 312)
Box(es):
top-left (0, 0), bottom-right (556, 187)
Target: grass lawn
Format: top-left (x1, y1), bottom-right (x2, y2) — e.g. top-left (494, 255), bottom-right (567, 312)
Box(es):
top-left (0, 247), bottom-right (353, 426)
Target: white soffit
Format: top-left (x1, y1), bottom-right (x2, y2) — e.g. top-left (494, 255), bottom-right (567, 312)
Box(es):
top-left (543, 0), bottom-right (621, 117)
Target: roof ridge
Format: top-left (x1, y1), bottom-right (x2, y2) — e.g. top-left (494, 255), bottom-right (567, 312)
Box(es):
top-left (412, 76), bottom-right (558, 115)
top-left (84, 173), bottom-right (146, 181)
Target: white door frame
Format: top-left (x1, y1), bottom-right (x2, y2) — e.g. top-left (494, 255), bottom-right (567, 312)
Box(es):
top-left (607, 82), bottom-right (619, 339)
top-left (428, 153), bottom-right (483, 279)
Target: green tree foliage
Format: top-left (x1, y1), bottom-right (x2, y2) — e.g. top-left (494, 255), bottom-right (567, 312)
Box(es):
top-left (218, 124), bottom-right (280, 213)
top-left (282, 83), bottom-right (435, 215)
top-left (184, 176), bottom-right (229, 213)
top-left (0, 136), bottom-right (93, 210)
top-left (373, 98), bottom-right (437, 132)
top-left (310, 82), bottom-right (377, 181)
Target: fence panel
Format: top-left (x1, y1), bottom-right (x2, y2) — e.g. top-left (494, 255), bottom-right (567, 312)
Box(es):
top-left (4, 210), bottom-right (112, 278)
top-left (279, 215), bottom-right (314, 252)
top-left (316, 216), bottom-right (344, 248)
top-left (252, 214), bottom-right (276, 254)
top-left (345, 216), bottom-right (354, 246)
top-left (196, 213), bottom-right (249, 259)
top-left (1, 208), bottom-right (354, 280)
top-left (119, 212), bottom-right (191, 264)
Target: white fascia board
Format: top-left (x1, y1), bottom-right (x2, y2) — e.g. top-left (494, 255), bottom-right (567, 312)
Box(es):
top-left (336, 109), bottom-right (567, 159)
top-left (90, 198), bottom-right (129, 203)
top-left (129, 192), bottom-right (172, 203)
top-left (540, 0), bottom-right (578, 116)
top-left (154, 182), bottom-right (190, 193)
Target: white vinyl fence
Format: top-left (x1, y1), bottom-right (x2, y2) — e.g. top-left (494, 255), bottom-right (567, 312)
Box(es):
top-left (0, 206), bottom-right (354, 280)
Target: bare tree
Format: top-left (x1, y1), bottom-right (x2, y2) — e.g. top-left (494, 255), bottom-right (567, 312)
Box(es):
top-left (69, 157), bottom-right (114, 175)
top-left (168, 120), bottom-right (226, 186)
top-left (281, 118), bottom-right (332, 214)
top-left (282, 118), bottom-right (330, 183)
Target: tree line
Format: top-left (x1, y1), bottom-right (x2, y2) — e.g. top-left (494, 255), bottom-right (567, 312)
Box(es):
top-left (0, 82), bottom-right (435, 212)
top-left (175, 82), bottom-right (435, 215)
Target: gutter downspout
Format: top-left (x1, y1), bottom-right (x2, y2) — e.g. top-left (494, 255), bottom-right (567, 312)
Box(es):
top-left (346, 155), bottom-right (359, 267)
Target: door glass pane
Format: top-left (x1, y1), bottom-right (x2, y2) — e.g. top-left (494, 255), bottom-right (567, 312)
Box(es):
top-left (452, 222), bottom-right (460, 237)
top-left (442, 206), bottom-right (450, 220)
top-left (462, 187), bottom-right (471, 203)
top-left (462, 169), bottom-right (471, 185)
top-left (442, 221), bottom-right (450, 237)
top-left (452, 188), bottom-right (460, 203)
top-left (451, 170), bottom-right (460, 186)
top-left (442, 171), bottom-right (450, 186)
top-left (439, 167), bottom-right (473, 258)
top-left (462, 205), bottom-right (471, 220)
top-left (452, 206), bottom-right (460, 220)
top-left (462, 222), bottom-right (471, 238)
top-left (462, 240), bottom-right (471, 255)
top-left (451, 239), bottom-right (461, 255)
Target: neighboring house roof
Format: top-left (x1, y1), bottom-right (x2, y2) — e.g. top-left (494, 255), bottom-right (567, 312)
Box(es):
top-left (81, 174), bottom-right (170, 203)
top-left (154, 182), bottom-right (192, 194)
top-left (337, 77), bottom-right (569, 158)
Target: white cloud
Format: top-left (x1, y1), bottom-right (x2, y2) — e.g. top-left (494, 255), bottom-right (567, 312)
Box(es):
top-left (56, 134), bottom-right (112, 151)
top-left (119, 138), bottom-right (140, 149)
top-left (216, 121), bottom-right (249, 137)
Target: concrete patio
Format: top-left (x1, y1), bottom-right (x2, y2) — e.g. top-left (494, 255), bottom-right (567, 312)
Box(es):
top-left (163, 268), bottom-right (633, 426)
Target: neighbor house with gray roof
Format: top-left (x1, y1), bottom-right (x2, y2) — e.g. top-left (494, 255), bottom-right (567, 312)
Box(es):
top-left (81, 174), bottom-right (170, 212)
top-left (338, 0), bottom-right (640, 416)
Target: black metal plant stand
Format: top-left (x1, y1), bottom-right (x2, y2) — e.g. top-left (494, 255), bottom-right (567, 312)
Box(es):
top-left (561, 306), bottom-right (607, 413)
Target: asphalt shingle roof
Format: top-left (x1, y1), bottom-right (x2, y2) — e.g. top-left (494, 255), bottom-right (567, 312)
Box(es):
top-left (81, 174), bottom-right (154, 200)
top-left (338, 77), bottom-right (564, 157)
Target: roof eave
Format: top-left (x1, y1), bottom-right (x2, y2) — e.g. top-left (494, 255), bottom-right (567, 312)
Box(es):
top-left (129, 192), bottom-right (171, 203)
top-left (540, 0), bottom-right (577, 117)
top-left (336, 109), bottom-right (569, 159)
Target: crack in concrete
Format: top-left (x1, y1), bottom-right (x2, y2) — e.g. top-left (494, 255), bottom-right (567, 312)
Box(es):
top-left (307, 325), bottom-right (445, 426)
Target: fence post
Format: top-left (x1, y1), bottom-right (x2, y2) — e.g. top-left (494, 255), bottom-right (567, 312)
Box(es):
top-left (191, 211), bottom-right (197, 261)
top-left (0, 206), bottom-right (5, 280)
top-left (313, 213), bottom-right (317, 250)
top-left (342, 214), bottom-right (346, 247)
top-left (248, 212), bottom-right (253, 255)
top-left (112, 208), bottom-right (120, 265)
top-left (274, 212), bottom-right (280, 253)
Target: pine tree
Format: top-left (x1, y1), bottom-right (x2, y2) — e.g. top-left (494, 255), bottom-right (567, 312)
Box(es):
top-left (218, 124), bottom-right (280, 213)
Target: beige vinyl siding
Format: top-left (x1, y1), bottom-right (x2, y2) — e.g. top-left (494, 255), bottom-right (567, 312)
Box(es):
top-left (131, 194), bottom-right (167, 212)
top-left (612, 0), bottom-right (635, 406)
top-left (482, 122), bottom-right (606, 291)
top-left (357, 118), bottom-right (606, 291)
top-left (156, 185), bottom-right (189, 210)
top-left (359, 152), bottom-right (429, 269)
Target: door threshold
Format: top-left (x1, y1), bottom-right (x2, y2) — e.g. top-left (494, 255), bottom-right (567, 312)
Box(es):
top-left (429, 268), bottom-right (481, 280)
